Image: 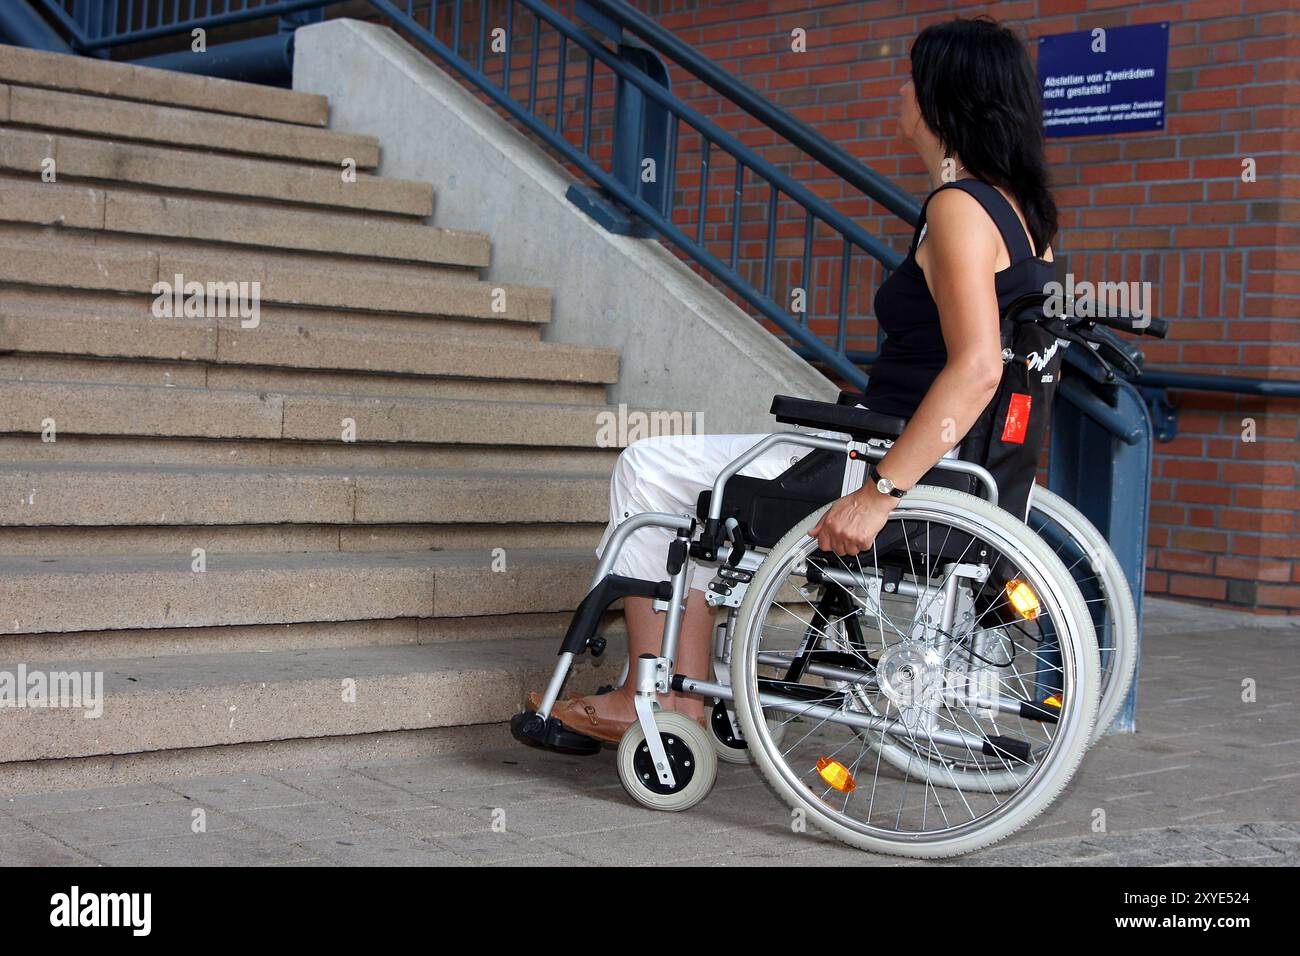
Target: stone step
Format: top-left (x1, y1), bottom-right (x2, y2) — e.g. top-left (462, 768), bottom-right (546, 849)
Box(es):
top-left (0, 461), bottom-right (611, 527)
top-left (0, 355), bottom-right (609, 407)
top-left (0, 229), bottom-right (550, 322)
top-left (0, 222), bottom-right (486, 292)
top-left (0, 725), bottom-right (513, 796)
top-left (0, 173), bottom-right (487, 267)
top-left (0, 128), bottom-right (433, 217)
top-left (0, 636), bottom-right (621, 763)
top-left (0, 298), bottom-right (618, 386)
top-left (0, 521), bottom-right (604, 560)
top-left (0, 42), bottom-right (329, 126)
top-left (0, 546), bottom-right (600, 635)
top-left (2, 286), bottom-right (539, 343)
top-left (0, 609), bottom-right (625, 663)
top-left (0, 433), bottom-right (619, 474)
top-left (0, 379), bottom-right (672, 447)
top-left (2, 83), bottom-right (378, 167)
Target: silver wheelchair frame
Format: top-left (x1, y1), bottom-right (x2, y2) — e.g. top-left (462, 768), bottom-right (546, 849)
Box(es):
top-left (527, 428), bottom-right (1000, 788)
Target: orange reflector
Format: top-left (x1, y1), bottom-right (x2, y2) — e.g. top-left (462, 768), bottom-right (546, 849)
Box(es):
top-left (1043, 694), bottom-right (1063, 709)
top-left (1005, 578), bottom-right (1040, 620)
top-left (816, 757), bottom-right (856, 793)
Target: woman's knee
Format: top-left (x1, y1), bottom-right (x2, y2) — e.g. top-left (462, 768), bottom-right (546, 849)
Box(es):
top-left (613, 434), bottom-right (676, 486)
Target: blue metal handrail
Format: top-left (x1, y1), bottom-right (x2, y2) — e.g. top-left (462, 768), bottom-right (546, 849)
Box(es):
top-left (27, 0), bottom-right (927, 389)
top-left (1135, 369), bottom-right (1300, 398)
top-left (25, 1), bottom-right (1300, 410)
top-left (579, 0), bottom-right (921, 226)
top-left (792, 342), bottom-right (1300, 442)
top-left (34, 0), bottom-right (324, 48)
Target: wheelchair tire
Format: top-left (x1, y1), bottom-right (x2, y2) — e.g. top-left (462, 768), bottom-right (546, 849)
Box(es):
top-left (1028, 486), bottom-right (1138, 741)
top-left (730, 485), bottom-right (1099, 859)
top-left (708, 698), bottom-right (788, 765)
top-left (617, 711), bottom-right (717, 812)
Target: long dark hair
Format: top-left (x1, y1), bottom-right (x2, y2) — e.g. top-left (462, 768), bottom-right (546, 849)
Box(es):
top-left (910, 16), bottom-right (1058, 255)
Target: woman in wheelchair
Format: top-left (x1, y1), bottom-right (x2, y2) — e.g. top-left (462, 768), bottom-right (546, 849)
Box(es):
top-left (528, 15), bottom-right (1056, 745)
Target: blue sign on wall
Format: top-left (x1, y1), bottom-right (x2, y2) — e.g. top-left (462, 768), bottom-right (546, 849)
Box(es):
top-left (1038, 22), bottom-right (1169, 138)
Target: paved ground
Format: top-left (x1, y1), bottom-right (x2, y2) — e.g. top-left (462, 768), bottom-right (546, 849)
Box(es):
top-left (2, 599), bottom-right (1296, 866)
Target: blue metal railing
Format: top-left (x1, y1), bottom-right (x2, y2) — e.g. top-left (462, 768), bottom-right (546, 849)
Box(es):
top-left (25, 0), bottom-right (925, 388)
top-left (20, 0), bottom-right (1300, 409)
top-left (33, 0), bottom-right (323, 48)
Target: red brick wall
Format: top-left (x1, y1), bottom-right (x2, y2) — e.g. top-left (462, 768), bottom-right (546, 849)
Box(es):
top-left (637, 0), bottom-right (1300, 614)
top-left (367, 0), bottom-right (1299, 612)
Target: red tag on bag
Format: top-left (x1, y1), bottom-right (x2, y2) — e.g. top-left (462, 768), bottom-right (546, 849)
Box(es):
top-left (1001, 393), bottom-right (1032, 444)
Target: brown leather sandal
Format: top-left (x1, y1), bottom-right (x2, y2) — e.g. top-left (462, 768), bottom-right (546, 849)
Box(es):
top-left (549, 697), bottom-right (630, 744)
top-left (524, 689), bottom-right (581, 713)
top-left (548, 696), bottom-right (711, 745)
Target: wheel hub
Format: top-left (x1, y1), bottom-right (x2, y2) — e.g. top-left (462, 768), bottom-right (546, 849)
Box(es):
top-left (632, 731), bottom-right (697, 794)
top-left (875, 643), bottom-right (944, 711)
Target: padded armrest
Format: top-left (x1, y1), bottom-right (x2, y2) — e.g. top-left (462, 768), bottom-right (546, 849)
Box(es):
top-left (769, 395), bottom-right (907, 441)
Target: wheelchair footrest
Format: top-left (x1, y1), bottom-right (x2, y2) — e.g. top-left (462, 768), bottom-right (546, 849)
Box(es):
top-left (510, 709), bottom-right (604, 756)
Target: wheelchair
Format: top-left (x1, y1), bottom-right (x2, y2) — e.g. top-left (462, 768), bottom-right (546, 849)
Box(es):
top-left (512, 294), bottom-right (1163, 859)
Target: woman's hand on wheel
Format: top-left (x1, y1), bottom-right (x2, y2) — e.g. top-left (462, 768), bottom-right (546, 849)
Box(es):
top-left (806, 488), bottom-right (898, 557)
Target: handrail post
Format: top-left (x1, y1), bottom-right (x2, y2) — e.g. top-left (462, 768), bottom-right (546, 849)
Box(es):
top-left (1049, 364), bottom-right (1154, 735)
top-left (611, 45), bottom-right (671, 223)
top-left (566, 4), bottom-right (672, 237)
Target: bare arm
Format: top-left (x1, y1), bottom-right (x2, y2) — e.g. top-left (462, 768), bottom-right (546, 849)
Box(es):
top-left (809, 188), bottom-right (1006, 554)
top-left (873, 188), bottom-right (1006, 488)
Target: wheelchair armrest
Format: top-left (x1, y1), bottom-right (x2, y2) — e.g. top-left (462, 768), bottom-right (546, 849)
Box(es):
top-left (769, 394), bottom-right (907, 442)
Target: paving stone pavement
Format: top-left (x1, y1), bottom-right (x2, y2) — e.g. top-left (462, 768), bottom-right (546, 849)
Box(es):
top-left (1, 599), bottom-right (1296, 867)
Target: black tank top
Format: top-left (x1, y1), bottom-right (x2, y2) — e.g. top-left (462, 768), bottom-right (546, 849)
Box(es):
top-left (860, 178), bottom-right (1057, 418)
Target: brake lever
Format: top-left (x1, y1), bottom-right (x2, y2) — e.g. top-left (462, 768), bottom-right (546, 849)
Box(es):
top-left (723, 517), bottom-right (748, 568)
top-left (1057, 321), bottom-right (1120, 383)
top-left (1096, 341), bottom-right (1143, 380)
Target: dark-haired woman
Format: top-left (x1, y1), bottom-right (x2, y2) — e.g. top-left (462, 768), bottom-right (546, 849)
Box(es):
top-left (527, 16), bottom-right (1059, 743)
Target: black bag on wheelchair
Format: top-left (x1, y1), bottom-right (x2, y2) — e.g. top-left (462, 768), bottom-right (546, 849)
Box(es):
top-left (954, 296), bottom-right (1067, 522)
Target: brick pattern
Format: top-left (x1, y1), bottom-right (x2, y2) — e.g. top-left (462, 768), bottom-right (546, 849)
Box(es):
top-left (640, 0), bottom-right (1299, 614)
top-left (352, 1), bottom-right (1298, 612)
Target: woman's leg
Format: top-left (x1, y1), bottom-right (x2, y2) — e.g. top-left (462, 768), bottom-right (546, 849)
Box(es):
top-left (572, 592), bottom-right (713, 723)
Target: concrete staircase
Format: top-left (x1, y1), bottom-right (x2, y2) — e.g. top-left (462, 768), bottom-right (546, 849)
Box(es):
top-left (0, 45), bottom-right (653, 790)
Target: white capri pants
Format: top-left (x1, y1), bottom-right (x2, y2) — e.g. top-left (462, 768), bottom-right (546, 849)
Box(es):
top-left (594, 427), bottom-right (853, 594)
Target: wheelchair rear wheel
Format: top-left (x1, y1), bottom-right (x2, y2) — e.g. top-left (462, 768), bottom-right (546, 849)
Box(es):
top-left (730, 485), bottom-right (1099, 858)
top-left (1028, 486), bottom-right (1138, 741)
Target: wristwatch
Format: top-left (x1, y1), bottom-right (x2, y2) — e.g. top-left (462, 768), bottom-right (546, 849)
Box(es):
top-left (868, 463), bottom-right (906, 499)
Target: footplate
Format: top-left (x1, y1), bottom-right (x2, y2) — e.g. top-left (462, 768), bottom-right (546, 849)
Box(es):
top-left (510, 710), bottom-right (603, 756)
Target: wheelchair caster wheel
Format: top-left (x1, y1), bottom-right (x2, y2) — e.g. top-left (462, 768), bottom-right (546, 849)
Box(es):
top-left (617, 711), bottom-right (716, 812)
top-left (708, 699), bottom-right (788, 765)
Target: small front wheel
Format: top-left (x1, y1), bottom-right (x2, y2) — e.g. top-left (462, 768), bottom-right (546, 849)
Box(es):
top-left (617, 710), bottom-right (717, 812)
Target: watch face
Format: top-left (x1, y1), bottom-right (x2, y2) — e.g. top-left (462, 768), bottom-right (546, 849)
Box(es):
top-left (877, 477), bottom-right (894, 494)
